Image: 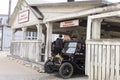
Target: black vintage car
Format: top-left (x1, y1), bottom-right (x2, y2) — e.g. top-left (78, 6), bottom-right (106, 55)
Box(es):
top-left (44, 40), bottom-right (85, 79)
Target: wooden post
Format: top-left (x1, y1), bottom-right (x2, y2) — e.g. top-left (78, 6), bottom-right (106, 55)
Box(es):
top-left (86, 17), bottom-right (92, 40)
top-left (85, 44), bottom-right (90, 76)
top-left (92, 19), bottom-right (102, 39)
top-left (21, 27), bottom-right (27, 58)
top-left (36, 24), bottom-right (42, 41)
top-left (116, 45), bottom-right (120, 80)
top-left (36, 24), bottom-right (43, 62)
top-left (45, 22), bottom-right (53, 62)
top-left (22, 27), bottom-right (27, 40)
top-left (12, 29), bottom-right (16, 40)
top-left (85, 17), bottom-right (92, 76)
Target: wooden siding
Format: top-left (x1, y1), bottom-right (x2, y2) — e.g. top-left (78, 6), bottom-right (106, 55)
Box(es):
top-left (10, 40), bottom-right (45, 62)
top-left (86, 39), bottom-right (120, 80)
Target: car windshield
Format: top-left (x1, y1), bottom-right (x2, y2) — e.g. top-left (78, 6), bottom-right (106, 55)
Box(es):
top-left (64, 42), bottom-right (77, 54)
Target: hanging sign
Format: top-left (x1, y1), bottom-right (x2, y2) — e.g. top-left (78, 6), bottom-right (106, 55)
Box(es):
top-left (60, 19), bottom-right (79, 28)
top-left (18, 10), bottom-right (29, 23)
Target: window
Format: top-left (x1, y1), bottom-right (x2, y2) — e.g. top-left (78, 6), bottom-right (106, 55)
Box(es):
top-left (26, 31), bottom-right (37, 40)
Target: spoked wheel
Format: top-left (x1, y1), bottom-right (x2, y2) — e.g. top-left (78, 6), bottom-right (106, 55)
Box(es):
top-left (59, 62), bottom-right (73, 79)
top-left (44, 60), bottom-right (54, 73)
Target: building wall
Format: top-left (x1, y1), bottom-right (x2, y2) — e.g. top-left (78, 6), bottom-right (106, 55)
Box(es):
top-left (0, 15), bottom-right (11, 50)
top-left (2, 26), bottom-right (12, 50)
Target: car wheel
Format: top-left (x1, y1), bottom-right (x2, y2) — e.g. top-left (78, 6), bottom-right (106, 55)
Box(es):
top-left (44, 60), bottom-right (54, 73)
top-left (59, 62), bottom-right (73, 79)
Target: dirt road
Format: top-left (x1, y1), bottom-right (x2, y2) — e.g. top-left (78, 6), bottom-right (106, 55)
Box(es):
top-left (0, 51), bottom-right (88, 80)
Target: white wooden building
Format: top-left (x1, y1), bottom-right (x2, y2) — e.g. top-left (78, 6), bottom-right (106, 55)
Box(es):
top-left (9, 0), bottom-right (120, 80)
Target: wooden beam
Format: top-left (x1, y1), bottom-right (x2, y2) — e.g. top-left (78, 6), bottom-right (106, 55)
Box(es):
top-left (86, 18), bottom-right (92, 40)
top-left (109, 31), bottom-right (120, 37)
top-left (36, 24), bottom-right (43, 62)
top-left (45, 22), bottom-right (53, 62)
top-left (12, 29), bottom-right (16, 40)
top-left (36, 24), bottom-right (42, 41)
top-left (104, 17), bottom-right (120, 23)
top-left (92, 19), bottom-right (102, 39)
top-left (89, 11), bottom-right (120, 19)
top-left (22, 27), bottom-right (27, 40)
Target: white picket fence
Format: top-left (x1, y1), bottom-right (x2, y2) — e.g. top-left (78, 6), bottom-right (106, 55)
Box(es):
top-left (86, 39), bottom-right (120, 80)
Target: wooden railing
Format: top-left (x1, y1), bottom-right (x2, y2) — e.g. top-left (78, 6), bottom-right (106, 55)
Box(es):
top-left (10, 40), bottom-right (45, 62)
top-left (86, 39), bottom-right (120, 80)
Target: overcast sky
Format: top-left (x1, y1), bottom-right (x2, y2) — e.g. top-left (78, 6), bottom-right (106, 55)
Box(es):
top-left (0, 0), bottom-right (119, 15)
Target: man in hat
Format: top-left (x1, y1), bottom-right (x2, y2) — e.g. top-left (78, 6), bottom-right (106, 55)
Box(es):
top-left (54, 34), bottom-right (64, 55)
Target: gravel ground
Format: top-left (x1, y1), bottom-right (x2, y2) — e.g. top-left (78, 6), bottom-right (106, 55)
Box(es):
top-left (0, 51), bottom-right (88, 80)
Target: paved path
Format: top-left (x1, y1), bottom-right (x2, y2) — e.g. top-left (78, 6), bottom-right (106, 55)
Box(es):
top-left (0, 51), bottom-right (88, 80)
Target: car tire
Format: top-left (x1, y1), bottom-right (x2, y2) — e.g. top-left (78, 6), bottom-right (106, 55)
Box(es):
top-left (44, 60), bottom-right (54, 73)
top-left (59, 62), bottom-right (73, 79)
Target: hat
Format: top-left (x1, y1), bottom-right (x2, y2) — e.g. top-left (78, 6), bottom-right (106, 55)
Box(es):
top-left (59, 34), bottom-right (63, 38)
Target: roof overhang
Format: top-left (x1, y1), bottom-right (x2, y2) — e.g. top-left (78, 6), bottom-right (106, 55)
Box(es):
top-left (44, 3), bottom-right (120, 23)
top-left (30, 0), bottom-right (108, 7)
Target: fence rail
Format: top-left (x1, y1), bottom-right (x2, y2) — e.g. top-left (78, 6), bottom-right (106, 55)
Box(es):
top-left (86, 39), bottom-right (120, 80)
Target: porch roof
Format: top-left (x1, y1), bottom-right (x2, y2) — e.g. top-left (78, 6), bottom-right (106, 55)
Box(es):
top-left (30, 0), bottom-right (108, 7)
top-left (29, 0), bottom-right (108, 21)
top-left (43, 3), bottom-right (120, 23)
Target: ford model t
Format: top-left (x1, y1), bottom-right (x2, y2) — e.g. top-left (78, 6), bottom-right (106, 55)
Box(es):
top-left (44, 40), bottom-right (85, 79)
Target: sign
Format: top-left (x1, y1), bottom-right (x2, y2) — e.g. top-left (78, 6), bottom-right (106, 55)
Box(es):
top-left (60, 19), bottom-right (79, 28)
top-left (18, 10), bottom-right (29, 23)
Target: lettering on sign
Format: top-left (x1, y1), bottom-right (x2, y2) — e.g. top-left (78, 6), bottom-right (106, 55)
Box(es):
top-left (18, 10), bottom-right (29, 23)
top-left (60, 19), bottom-right (79, 28)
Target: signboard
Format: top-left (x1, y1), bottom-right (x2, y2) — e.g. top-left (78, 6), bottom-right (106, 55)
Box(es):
top-left (60, 19), bottom-right (79, 28)
top-left (18, 10), bottom-right (29, 23)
